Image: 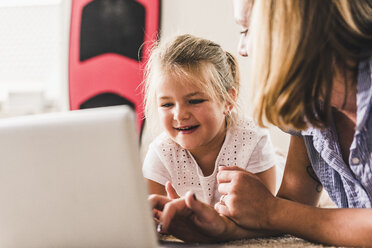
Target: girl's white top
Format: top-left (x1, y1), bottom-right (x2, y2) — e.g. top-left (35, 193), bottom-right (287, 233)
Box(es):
top-left (142, 116), bottom-right (276, 205)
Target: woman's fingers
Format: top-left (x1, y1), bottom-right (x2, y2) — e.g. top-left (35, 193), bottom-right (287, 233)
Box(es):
top-left (160, 198), bottom-right (191, 232)
top-left (160, 191), bottom-right (222, 231)
top-left (165, 181), bottom-right (180, 199)
top-left (184, 192), bottom-right (228, 237)
top-left (155, 191), bottom-right (230, 241)
top-left (184, 192), bottom-right (214, 222)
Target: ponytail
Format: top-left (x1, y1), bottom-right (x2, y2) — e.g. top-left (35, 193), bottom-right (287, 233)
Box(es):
top-left (225, 51), bottom-right (240, 95)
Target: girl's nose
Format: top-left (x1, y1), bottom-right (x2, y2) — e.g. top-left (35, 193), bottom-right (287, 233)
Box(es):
top-left (173, 105), bottom-right (189, 121)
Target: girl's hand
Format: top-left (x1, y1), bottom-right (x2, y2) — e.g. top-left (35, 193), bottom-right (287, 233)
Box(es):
top-left (149, 191), bottom-right (232, 243)
top-left (215, 166), bottom-right (276, 230)
top-left (165, 181), bottom-right (180, 199)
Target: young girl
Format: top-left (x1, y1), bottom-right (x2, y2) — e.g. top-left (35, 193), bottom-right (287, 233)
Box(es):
top-left (142, 34), bottom-right (277, 205)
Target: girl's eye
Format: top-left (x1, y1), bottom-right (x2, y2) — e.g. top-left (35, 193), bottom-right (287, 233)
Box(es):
top-left (160, 103), bottom-right (173, 108)
top-left (189, 99), bottom-right (205, 104)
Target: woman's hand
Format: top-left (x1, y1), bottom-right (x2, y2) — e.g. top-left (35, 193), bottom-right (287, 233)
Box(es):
top-left (149, 191), bottom-right (231, 243)
top-left (149, 182), bottom-right (277, 243)
top-left (215, 166), bottom-right (277, 230)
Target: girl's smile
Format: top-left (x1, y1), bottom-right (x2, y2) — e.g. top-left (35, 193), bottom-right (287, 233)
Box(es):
top-left (174, 125), bottom-right (200, 134)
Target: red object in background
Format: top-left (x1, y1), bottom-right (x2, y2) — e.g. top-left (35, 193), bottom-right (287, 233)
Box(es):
top-left (69, 0), bottom-right (160, 134)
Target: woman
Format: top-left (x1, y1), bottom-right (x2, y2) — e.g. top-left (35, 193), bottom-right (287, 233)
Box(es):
top-left (150, 0), bottom-right (372, 246)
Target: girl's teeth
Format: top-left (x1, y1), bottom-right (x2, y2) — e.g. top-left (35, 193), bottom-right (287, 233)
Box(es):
top-left (178, 126), bottom-right (194, 130)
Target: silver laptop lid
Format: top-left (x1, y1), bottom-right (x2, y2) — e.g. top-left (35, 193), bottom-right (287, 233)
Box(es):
top-left (0, 106), bottom-right (157, 247)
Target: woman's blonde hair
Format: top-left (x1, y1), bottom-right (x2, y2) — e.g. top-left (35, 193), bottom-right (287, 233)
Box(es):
top-left (249, 0), bottom-right (372, 131)
top-left (143, 34), bottom-right (240, 131)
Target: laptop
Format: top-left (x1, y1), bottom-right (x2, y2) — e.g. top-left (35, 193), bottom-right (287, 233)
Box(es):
top-left (0, 106), bottom-right (158, 247)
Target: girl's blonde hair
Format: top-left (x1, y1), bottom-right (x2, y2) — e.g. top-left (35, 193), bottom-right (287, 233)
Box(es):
top-left (143, 34), bottom-right (240, 131)
top-left (249, 0), bottom-right (372, 131)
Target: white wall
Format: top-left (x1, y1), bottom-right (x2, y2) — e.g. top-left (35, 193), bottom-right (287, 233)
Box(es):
top-left (0, 0), bottom-right (71, 117)
top-left (146, 0), bottom-right (290, 156)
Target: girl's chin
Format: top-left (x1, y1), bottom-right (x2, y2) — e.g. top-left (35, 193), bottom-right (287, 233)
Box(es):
top-left (177, 142), bottom-right (198, 151)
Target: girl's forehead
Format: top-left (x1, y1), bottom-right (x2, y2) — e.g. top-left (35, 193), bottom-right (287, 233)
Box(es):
top-left (160, 71), bottom-right (209, 92)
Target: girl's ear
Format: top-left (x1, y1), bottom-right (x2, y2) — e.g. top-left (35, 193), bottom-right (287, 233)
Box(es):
top-left (228, 88), bottom-right (237, 102)
top-left (224, 88), bottom-right (237, 114)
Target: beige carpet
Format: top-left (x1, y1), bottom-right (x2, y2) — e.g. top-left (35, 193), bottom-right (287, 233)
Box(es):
top-left (161, 234), bottom-right (344, 248)
top-left (220, 235), bottom-right (340, 248)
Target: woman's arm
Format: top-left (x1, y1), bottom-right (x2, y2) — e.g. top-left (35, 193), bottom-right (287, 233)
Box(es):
top-left (216, 135), bottom-right (372, 247)
top-left (267, 135), bottom-right (372, 246)
top-left (215, 135), bottom-right (320, 227)
top-left (276, 135), bottom-right (322, 205)
top-left (269, 197), bottom-right (372, 247)
top-left (255, 166), bottom-right (276, 195)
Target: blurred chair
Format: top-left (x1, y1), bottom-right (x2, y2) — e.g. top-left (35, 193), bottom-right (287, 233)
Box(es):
top-left (69, 0), bottom-right (160, 136)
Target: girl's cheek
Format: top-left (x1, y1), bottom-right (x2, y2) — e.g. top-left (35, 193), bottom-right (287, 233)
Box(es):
top-left (158, 110), bottom-right (171, 124)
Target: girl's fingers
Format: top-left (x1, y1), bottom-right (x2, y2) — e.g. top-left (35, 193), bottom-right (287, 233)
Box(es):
top-left (218, 165), bottom-right (244, 171)
top-left (217, 168), bottom-right (240, 183)
top-left (165, 181), bottom-right (180, 199)
top-left (153, 209), bottom-right (162, 220)
top-left (218, 181), bottom-right (234, 195)
top-left (214, 201), bottom-right (230, 216)
top-left (217, 167), bottom-right (254, 183)
top-left (148, 194), bottom-right (171, 211)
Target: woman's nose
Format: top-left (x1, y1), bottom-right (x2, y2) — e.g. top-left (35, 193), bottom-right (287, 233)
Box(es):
top-left (238, 31), bottom-right (249, 57)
